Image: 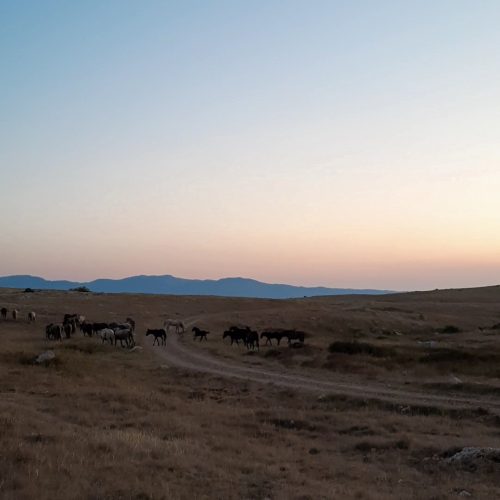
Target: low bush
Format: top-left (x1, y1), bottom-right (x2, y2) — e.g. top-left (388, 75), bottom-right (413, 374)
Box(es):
top-left (328, 341), bottom-right (394, 357)
top-left (436, 325), bottom-right (461, 334)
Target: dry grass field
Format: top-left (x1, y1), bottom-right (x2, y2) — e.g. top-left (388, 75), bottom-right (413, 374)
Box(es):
top-left (0, 287), bottom-right (499, 499)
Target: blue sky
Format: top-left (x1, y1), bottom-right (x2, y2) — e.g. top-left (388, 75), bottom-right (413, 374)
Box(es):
top-left (1, 1), bottom-right (499, 289)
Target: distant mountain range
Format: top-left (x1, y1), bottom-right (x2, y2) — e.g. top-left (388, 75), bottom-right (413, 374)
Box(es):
top-left (0, 274), bottom-right (393, 299)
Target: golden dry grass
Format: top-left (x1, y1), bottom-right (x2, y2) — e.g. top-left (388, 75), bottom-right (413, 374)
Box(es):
top-left (0, 287), bottom-right (499, 499)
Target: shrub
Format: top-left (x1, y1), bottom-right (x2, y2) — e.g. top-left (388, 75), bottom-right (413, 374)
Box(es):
top-left (328, 341), bottom-right (394, 357)
top-left (436, 325), bottom-right (461, 334)
top-left (419, 349), bottom-right (474, 364)
top-left (23, 288), bottom-right (35, 293)
top-left (71, 286), bottom-right (91, 293)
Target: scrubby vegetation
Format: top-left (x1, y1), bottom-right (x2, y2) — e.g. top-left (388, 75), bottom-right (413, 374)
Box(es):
top-left (328, 340), bottom-right (394, 357)
top-left (436, 325), bottom-right (461, 334)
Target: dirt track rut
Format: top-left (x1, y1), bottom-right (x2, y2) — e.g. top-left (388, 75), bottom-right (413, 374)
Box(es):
top-left (147, 317), bottom-right (500, 413)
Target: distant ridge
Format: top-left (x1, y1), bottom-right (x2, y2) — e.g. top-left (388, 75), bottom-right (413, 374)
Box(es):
top-left (0, 274), bottom-right (393, 299)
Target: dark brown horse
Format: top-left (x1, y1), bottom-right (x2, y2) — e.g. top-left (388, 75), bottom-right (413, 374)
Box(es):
top-left (260, 330), bottom-right (285, 346)
top-left (146, 328), bottom-right (167, 346)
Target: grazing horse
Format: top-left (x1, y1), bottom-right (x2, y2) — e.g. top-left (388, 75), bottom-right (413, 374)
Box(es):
top-left (164, 319), bottom-right (185, 336)
top-left (113, 328), bottom-right (134, 348)
top-left (192, 326), bottom-right (209, 341)
top-left (28, 311), bottom-right (36, 322)
top-left (146, 328), bottom-right (167, 346)
top-left (12, 309), bottom-right (19, 320)
top-left (1, 308), bottom-right (7, 320)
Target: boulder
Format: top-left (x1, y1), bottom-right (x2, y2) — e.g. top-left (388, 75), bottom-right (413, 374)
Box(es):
top-left (446, 447), bottom-right (500, 467)
top-left (34, 351), bottom-right (56, 364)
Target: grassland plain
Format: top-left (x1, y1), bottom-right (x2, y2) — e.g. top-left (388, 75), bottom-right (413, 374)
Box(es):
top-left (0, 287), bottom-right (499, 499)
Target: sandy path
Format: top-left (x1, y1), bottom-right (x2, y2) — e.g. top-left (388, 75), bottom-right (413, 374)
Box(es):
top-left (146, 316), bottom-right (500, 413)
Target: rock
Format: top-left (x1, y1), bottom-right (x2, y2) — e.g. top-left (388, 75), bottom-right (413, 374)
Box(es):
top-left (129, 346), bottom-right (143, 353)
top-left (418, 340), bottom-right (438, 348)
top-left (446, 447), bottom-right (500, 467)
top-left (448, 374), bottom-right (463, 385)
top-left (34, 351), bottom-right (56, 364)
top-left (457, 490), bottom-right (472, 497)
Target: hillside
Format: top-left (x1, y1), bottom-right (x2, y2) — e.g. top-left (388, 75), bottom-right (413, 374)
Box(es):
top-left (0, 274), bottom-right (392, 299)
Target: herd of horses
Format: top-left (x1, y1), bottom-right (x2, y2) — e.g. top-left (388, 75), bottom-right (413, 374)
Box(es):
top-left (222, 326), bottom-right (306, 351)
top-left (44, 313), bottom-right (138, 347)
top-left (1, 307), bottom-right (35, 322)
top-left (2, 306), bottom-right (306, 352)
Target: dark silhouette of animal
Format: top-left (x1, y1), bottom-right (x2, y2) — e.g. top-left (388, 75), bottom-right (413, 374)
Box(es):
top-left (12, 309), bottom-right (19, 320)
top-left (46, 323), bottom-right (63, 341)
top-left (63, 323), bottom-right (72, 339)
top-left (192, 326), bottom-right (209, 341)
top-left (63, 314), bottom-right (78, 334)
top-left (28, 311), bottom-right (36, 322)
top-left (260, 330), bottom-right (286, 346)
top-left (146, 328), bottom-right (167, 346)
top-left (81, 322), bottom-right (93, 337)
top-left (283, 330), bottom-right (305, 344)
top-left (1, 308), bottom-right (7, 319)
top-left (126, 317), bottom-right (136, 331)
top-left (223, 328), bottom-right (248, 345)
top-left (244, 330), bottom-right (259, 351)
top-left (92, 322), bottom-right (108, 335)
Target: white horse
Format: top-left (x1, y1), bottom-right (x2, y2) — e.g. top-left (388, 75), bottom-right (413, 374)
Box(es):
top-left (163, 319), bottom-right (185, 336)
top-left (28, 311), bottom-right (36, 322)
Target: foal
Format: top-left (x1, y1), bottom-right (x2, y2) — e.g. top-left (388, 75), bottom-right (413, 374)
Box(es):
top-left (192, 326), bottom-right (209, 341)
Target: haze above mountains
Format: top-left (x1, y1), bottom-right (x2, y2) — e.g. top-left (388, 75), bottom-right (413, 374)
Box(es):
top-left (0, 275), bottom-right (392, 299)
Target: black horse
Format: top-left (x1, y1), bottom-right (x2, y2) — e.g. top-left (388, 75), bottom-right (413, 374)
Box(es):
top-left (283, 330), bottom-right (305, 344)
top-left (1, 308), bottom-right (7, 320)
top-left (245, 330), bottom-right (260, 351)
top-left (81, 322), bottom-right (93, 337)
top-left (192, 326), bottom-right (209, 341)
top-left (223, 327), bottom-right (248, 345)
top-left (46, 323), bottom-right (63, 341)
top-left (260, 330), bottom-right (286, 346)
top-left (146, 328), bottom-right (167, 346)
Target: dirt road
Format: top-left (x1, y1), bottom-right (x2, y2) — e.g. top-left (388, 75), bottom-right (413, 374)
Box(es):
top-left (147, 317), bottom-right (500, 414)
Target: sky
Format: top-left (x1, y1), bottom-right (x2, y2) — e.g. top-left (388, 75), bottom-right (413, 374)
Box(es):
top-left (1, 1), bottom-right (499, 290)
